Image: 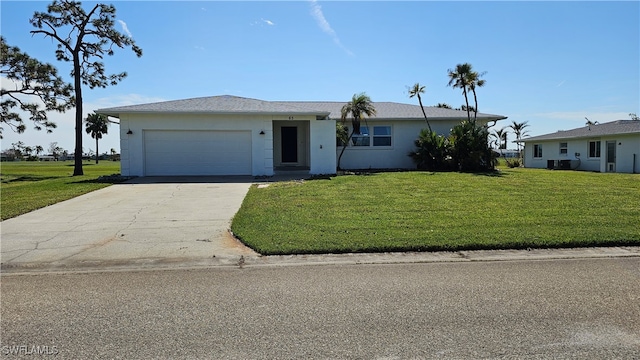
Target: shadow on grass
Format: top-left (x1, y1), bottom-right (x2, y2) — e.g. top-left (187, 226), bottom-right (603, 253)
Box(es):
top-left (70, 174), bottom-right (135, 185)
top-left (1, 175), bottom-right (61, 183)
top-left (471, 170), bottom-right (508, 177)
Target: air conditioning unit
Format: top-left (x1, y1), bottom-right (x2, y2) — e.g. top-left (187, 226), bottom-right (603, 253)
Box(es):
top-left (559, 160), bottom-right (572, 169)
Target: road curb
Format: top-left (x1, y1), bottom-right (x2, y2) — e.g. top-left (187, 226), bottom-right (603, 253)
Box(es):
top-left (2, 246), bottom-right (639, 275)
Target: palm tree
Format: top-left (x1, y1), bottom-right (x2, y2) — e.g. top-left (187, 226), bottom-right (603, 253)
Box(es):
top-left (491, 127), bottom-right (508, 160)
top-left (408, 83), bottom-right (432, 132)
top-left (35, 145), bottom-right (44, 158)
top-left (465, 68), bottom-right (486, 122)
top-left (447, 63), bottom-right (473, 122)
top-left (84, 112), bottom-right (109, 164)
top-left (509, 120), bottom-right (529, 153)
top-left (337, 92), bottom-right (377, 170)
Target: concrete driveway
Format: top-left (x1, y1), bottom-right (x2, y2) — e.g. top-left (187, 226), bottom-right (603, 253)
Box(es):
top-left (1, 176), bottom-right (258, 272)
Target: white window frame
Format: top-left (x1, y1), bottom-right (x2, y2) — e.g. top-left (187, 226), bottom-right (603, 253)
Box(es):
top-left (533, 144), bottom-right (543, 158)
top-left (588, 140), bottom-right (601, 158)
top-left (344, 125), bottom-right (392, 148)
top-left (372, 126), bottom-right (392, 147)
top-left (559, 142), bottom-right (568, 155)
top-left (351, 126), bottom-right (371, 146)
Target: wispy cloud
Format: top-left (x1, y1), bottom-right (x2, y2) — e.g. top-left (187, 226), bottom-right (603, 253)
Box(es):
top-left (251, 18), bottom-right (276, 27)
top-left (117, 20), bottom-right (132, 38)
top-left (308, 0), bottom-right (354, 56)
top-left (556, 80), bottom-right (566, 87)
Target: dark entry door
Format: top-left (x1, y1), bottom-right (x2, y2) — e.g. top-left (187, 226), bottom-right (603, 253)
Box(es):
top-left (281, 126), bottom-right (298, 163)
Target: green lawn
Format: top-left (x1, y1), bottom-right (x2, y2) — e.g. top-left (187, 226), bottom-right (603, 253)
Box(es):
top-left (1, 161), bottom-right (122, 220)
top-left (231, 169), bottom-right (640, 255)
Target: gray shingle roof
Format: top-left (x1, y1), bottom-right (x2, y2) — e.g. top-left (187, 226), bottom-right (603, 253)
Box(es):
top-left (97, 95), bottom-right (507, 121)
top-left (522, 120), bottom-right (640, 142)
top-left (97, 95), bottom-right (329, 117)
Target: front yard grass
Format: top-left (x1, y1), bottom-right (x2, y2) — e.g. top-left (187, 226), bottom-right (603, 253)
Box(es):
top-left (1, 161), bottom-right (122, 220)
top-left (231, 169), bottom-right (640, 255)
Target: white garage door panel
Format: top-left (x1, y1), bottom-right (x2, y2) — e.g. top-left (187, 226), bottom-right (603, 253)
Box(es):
top-left (144, 130), bottom-right (252, 176)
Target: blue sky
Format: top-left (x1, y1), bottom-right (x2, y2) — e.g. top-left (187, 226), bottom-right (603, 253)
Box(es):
top-left (2, 1), bottom-right (639, 154)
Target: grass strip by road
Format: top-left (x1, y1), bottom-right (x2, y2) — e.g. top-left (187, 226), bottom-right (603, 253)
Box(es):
top-left (231, 169), bottom-right (640, 255)
top-left (1, 161), bottom-right (122, 220)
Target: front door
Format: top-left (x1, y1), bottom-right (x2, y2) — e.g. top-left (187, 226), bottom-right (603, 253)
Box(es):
top-left (606, 140), bottom-right (616, 172)
top-left (281, 126), bottom-right (298, 163)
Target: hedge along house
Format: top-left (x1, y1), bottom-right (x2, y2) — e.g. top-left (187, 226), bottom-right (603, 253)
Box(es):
top-left (521, 120), bottom-right (640, 173)
top-left (97, 95), bottom-right (507, 177)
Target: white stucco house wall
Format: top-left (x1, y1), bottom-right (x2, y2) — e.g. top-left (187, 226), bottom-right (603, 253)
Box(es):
top-left (521, 120), bottom-right (640, 173)
top-left (97, 95), bottom-right (507, 177)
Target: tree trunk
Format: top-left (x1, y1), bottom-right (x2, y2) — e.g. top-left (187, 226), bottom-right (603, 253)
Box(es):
top-left (95, 137), bottom-right (99, 164)
top-left (73, 55), bottom-right (84, 175)
top-left (472, 88), bottom-right (478, 124)
top-left (417, 94), bottom-right (432, 133)
top-left (462, 86), bottom-right (471, 123)
top-left (337, 131), bottom-right (354, 171)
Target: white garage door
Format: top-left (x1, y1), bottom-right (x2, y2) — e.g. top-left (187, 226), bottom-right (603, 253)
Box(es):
top-left (144, 130), bottom-right (252, 176)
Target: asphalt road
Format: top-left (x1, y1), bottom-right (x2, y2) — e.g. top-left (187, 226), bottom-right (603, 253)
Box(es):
top-left (2, 258), bottom-right (639, 359)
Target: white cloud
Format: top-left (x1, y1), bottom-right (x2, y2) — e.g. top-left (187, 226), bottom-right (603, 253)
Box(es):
top-left (556, 80), bottom-right (566, 87)
top-left (308, 0), bottom-right (354, 56)
top-left (251, 18), bottom-right (276, 27)
top-left (118, 20), bottom-right (133, 38)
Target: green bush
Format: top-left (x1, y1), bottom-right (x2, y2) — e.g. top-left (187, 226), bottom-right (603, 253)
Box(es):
top-left (410, 121), bottom-right (496, 172)
top-left (408, 129), bottom-right (452, 171)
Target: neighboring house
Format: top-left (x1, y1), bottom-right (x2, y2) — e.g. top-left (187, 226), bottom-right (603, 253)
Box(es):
top-left (494, 149), bottom-right (520, 158)
top-left (38, 155), bottom-right (56, 161)
top-left (521, 120), bottom-right (640, 173)
top-left (97, 95), bottom-right (507, 177)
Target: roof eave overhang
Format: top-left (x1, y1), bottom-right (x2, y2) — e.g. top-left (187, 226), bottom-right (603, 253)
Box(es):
top-left (522, 131), bottom-right (640, 142)
top-left (95, 110), bottom-right (332, 119)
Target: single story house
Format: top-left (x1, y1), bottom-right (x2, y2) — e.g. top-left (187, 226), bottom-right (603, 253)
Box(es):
top-left (97, 95), bottom-right (507, 177)
top-left (521, 120), bottom-right (640, 173)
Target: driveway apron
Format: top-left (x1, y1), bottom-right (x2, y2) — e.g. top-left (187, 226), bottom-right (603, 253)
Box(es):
top-left (1, 177), bottom-right (257, 271)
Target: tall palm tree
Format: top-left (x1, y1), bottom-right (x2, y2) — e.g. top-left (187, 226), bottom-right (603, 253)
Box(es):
top-left (408, 83), bottom-right (432, 132)
top-left (35, 145), bottom-right (44, 157)
top-left (492, 127), bottom-right (508, 151)
top-left (447, 63), bottom-right (473, 122)
top-left (85, 112), bottom-right (109, 164)
top-left (465, 68), bottom-right (486, 122)
top-left (509, 120), bottom-right (529, 153)
top-left (337, 92), bottom-right (377, 170)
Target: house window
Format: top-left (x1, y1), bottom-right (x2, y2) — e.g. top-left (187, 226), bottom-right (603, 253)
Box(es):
top-left (589, 140), bottom-right (601, 158)
top-left (351, 126), bottom-right (370, 146)
top-left (533, 144), bottom-right (543, 158)
top-left (372, 126), bottom-right (392, 146)
top-left (346, 125), bottom-right (392, 147)
top-left (559, 142), bottom-right (568, 155)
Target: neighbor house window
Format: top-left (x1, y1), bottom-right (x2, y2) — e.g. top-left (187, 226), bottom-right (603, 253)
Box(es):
top-left (533, 144), bottom-right (543, 158)
top-left (589, 140), bottom-right (601, 158)
top-left (351, 126), bottom-right (370, 146)
top-left (559, 142), bottom-right (568, 155)
top-left (372, 126), bottom-right (392, 146)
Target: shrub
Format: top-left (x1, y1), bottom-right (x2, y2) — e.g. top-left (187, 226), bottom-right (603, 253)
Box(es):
top-left (410, 121), bottom-right (497, 172)
top-left (408, 129), bottom-right (452, 171)
top-left (506, 158), bottom-right (522, 168)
